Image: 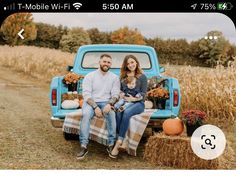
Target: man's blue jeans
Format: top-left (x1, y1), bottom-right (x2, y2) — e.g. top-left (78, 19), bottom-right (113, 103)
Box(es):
top-left (116, 101), bottom-right (144, 141)
top-left (79, 102), bottom-right (116, 148)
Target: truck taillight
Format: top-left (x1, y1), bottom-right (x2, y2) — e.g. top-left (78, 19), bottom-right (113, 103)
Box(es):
top-left (52, 89), bottom-right (57, 106)
top-left (173, 90), bottom-right (178, 106)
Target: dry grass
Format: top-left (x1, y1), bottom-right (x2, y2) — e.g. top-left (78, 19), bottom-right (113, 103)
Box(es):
top-left (0, 45), bottom-right (75, 83)
top-left (163, 64), bottom-right (236, 131)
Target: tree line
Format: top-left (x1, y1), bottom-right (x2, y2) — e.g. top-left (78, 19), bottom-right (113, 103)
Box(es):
top-left (1, 13), bottom-right (236, 67)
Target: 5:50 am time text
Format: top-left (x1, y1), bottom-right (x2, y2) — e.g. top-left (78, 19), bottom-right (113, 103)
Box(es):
top-left (102, 3), bottom-right (134, 11)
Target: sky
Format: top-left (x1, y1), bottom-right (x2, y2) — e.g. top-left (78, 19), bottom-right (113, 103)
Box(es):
top-left (33, 13), bottom-right (236, 44)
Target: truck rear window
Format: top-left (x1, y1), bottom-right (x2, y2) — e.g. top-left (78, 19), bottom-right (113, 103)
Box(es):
top-left (82, 52), bottom-right (151, 69)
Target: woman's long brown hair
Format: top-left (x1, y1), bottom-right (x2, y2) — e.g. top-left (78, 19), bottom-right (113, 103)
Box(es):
top-left (120, 55), bottom-right (143, 80)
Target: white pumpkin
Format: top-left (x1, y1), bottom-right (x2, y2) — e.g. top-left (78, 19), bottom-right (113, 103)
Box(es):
top-left (145, 100), bottom-right (153, 109)
top-left (61, 100), bottom-right (79, 109)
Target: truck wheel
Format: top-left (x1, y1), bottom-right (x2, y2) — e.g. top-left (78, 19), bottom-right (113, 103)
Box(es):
top-left (63, 132), bottom-right (79, 141)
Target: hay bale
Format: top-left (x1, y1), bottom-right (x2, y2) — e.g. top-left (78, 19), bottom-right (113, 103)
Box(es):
top-left (144, 132), bottom-right (235, 169)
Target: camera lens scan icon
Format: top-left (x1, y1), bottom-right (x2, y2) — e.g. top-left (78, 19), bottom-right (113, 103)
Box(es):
top-left (190, 124), bottom-right (226, 160)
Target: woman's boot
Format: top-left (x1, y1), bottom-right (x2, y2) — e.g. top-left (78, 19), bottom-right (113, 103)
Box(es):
top-left (118, 138), bottom-right (128, 152)
top-left (109, 140), bottom-right (122, 158)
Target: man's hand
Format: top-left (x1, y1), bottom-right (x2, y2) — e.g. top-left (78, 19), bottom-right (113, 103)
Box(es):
top-left (103, 104), bottom-right (112, 114)
top-left (94, 107), bottom-right (103, 118)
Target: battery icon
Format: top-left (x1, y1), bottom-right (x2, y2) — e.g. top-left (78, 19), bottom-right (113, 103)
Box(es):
top-left (217, 2), bottom-right (233, 10)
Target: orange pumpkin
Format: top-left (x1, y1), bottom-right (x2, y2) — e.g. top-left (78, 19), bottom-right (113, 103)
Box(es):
top-left (79, 99), bottom-right (83, 107)
top-left (162, 118), bottom-right (184, 136)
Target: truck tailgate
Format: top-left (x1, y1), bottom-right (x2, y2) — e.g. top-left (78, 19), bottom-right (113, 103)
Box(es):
top-left (150, 109), bottom-right (177, 119)
top-left (53, 109), bottom-right (78, 118)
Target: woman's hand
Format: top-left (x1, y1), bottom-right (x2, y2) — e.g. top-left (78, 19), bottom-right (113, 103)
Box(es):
top-left (124, 94), bottom-right (143, 102)
top-left (124, 94), bottom-right (137, 102)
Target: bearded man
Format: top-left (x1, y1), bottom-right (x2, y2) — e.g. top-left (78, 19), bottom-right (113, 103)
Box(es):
top-left (77, 54), bottom-right (120, 160)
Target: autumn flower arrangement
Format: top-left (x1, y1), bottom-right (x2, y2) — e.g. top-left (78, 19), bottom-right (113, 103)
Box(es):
top-left (62, 72), bottom-right (84, 85)
top-left (146, 87), bottom-right (169, 109)
top-left (182, 109), bottom-right (206, 126)
top-left (147, 87), bottom-right (169, 99)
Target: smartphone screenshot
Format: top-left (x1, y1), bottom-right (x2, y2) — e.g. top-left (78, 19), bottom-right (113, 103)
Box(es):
top-left (0, 0), bottom-right (235, 177)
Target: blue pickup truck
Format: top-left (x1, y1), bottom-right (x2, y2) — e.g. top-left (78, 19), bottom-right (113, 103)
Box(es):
top-left (49, 44), bottom-right (181, 137)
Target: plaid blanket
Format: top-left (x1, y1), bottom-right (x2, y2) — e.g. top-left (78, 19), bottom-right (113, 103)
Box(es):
top-left (63, 109), bottom-right (155, 156)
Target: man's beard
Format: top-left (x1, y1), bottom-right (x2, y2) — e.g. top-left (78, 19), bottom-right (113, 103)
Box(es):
top-left (100, 65), bottom-right (110, 72)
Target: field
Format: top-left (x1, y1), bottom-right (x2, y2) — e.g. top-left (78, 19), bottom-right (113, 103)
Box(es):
top-left (0, 45), bottom-right (235, 169)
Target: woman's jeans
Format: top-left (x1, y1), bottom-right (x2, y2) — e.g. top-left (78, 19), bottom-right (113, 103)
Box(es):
top-left (114, 99), bottom-right (134, 111)
top-left (116, 101), bottom-right (144, 141)
top-left (79, 102), bottom-right (116, 148)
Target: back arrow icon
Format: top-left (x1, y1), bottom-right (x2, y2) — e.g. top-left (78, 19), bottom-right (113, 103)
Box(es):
top-left (18, 29), bottom-right (24, 39)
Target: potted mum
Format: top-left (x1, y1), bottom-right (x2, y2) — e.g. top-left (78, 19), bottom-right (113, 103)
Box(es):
top-left (147, 87), bottom-right (169, 109)
top-left (62, 72), bottom-right (84, 92)
top-left (181, 109), bottom-right (206, 136)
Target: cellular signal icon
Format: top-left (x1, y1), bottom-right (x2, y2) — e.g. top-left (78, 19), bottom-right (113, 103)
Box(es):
top-left (73, 2), bottom-right (82, 10)
top-left (4, 3), bottom-right (16, 10)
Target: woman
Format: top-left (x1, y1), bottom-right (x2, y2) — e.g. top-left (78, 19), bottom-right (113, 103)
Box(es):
top-left (110, 54), bottom-right (147, 158)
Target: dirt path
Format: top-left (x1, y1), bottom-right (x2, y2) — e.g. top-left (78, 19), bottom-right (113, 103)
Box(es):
top-left (0, 67), bottom-right (158, 169)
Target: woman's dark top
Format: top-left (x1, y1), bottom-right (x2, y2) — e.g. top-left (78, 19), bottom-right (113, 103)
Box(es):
top-left (122, 86), bottom-right (141, 97)
top-left (120, 74), bottom-right (148, 102)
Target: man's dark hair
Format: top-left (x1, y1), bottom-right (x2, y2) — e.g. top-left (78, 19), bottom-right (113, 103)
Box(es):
top-left (100, 54), bottom-right (112, 59)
